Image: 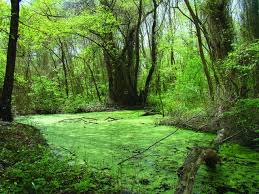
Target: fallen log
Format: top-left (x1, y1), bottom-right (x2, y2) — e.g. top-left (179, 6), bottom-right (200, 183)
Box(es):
top-left (175, 147), bottom-right (219, 194)
top-left (174, 129), bottom-right (229, 194)
top-left (141, 111), bottom-right (160, 116)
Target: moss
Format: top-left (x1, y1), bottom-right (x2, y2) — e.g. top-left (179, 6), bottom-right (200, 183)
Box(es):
top-left (17, 111), bottom-right (259, 193)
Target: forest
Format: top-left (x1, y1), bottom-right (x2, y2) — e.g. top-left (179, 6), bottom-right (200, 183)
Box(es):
top-left (0, 0), bottom-right (259, 193)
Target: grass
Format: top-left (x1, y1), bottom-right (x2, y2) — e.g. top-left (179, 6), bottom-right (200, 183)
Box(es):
top-left (16, 110), bottom-right (259, 193)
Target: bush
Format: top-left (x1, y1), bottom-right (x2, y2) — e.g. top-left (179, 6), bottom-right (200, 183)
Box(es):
top-left (28, 76), bottom-right (63, 114)
top-left (224, 41), bottom-right (259, 98)
top-left (222, 98), bottom-right (259, 146)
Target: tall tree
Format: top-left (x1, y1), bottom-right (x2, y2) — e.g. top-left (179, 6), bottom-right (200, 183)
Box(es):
top-left (0, 0), bottom-right (20, 121)
top-left (142, 0), bottom-right (158, 104)
top-left (204, 0), bottom-right (234, 60)
top-left (184, 0), bottom-right (214, 100)
top-left (241, 0), bottom-right (259, 97)
top-left (100, 0), bottom-right (158, 106)
top-left (240, 0), bottom-right (259, 41)
top-left (203, 0), bottom-right (234, 98)
top-left (239, 0), bottom-right (259, 97)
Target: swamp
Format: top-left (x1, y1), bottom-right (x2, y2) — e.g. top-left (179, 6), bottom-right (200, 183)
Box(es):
top-left (0, 0), bottom-right (259, 193)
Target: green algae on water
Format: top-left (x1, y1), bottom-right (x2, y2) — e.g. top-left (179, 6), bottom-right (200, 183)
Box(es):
top-left (17, 111), bottom-right (259, 193)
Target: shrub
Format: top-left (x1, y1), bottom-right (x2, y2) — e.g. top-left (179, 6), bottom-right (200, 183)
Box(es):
top-left (222, 98), bottom-right (259, 146)
top-left (28, 76), bottom-right (63, 114)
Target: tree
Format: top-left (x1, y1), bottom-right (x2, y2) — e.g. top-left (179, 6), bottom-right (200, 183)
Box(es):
top-left (203, 0), bottom-right (234, 60)
top-left (202, 0), bottom-right (234, 98)
top-left (100, 0), bottom-right (157, 106)
top-left (142, 0), bottom-right (158, 104)
top-left (240, 0), bottom-right (259, 41)
top-left (0, 0), bottom-right (20, 121)
top-left (240, 0), bottom-right (259, 97)
top-left (184, 0), bottom-right (214, 100)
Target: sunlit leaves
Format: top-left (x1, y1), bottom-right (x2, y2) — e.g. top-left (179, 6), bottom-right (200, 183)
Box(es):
top-left (224, 41), bottom-right (259, 74)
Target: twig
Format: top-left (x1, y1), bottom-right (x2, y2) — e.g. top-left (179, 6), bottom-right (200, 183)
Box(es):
top-left (105, 117), bottom-right (121, 122)
top-left (58, 146), bottom-right (76, 156)
top-left (58, 117), bottom-right (98, 124)
top-left (81, 117), bottom-right (98, 121)
top-left (218, 129), bottom-right (245, 144)
top-left (118, 128), bottom-right (179, 165)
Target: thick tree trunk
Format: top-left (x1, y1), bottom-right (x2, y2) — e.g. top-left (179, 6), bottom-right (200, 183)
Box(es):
top-left (241, 0), bottom-right (259, 40)
top-left (240, 0), bottom-right (259, 97)
top-left (104, 52), bottom-right (140, 106)
top-left (205, 0), bottom-right (233, 61)
top-left (0, 0), bottom-right (20, 122)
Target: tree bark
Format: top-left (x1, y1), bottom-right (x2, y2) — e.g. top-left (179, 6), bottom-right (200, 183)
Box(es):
top-left (175, 128), bottom-right (226, 194)
top-left (241, 0), bottom-right (259, 40)
top-left (204, 0), bottom-right (233, 61)
top-left (59, 39), bottom-right (69, 97)
top-left (83, 59), bottom-right (102, 102)
top-left (184, 0), bottom-right (214, 101)
top-left (134, 0), bottom-right (143, 92)
top-left (100, 0), bottom-right (159, 107)
top-left (0, 0), bottom-right (20, 122)
top-left (142, 0), bottom-right (158, 104)
top-left (104, 51), bottom-right (140, 106)
top-left (175, 147), bottom-right (220, 194)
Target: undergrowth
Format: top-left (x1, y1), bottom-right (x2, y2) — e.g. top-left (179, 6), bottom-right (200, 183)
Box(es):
top-left (0, 122), bottom-right (117, 193)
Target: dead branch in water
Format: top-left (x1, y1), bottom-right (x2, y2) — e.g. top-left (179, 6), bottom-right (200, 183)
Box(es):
top-left (175, 127), bottom-right (243, 194)
top-left (105, 117), bottom-right (122, 122)
top-left (118, 128), bottom-right (179, 165)
top-left (58, 117), bottom-right (98, 124)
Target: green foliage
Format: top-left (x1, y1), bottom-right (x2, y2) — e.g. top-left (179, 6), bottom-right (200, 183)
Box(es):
top-left (149, 50), bottom-right (207, 117)
top-left (62, 95), bottom-right (106, 113)
top-left (173, 54), bottom-right (207, 103)
top-left (224, 41), bottom-right (259, 74)
top-left (223, 98), bottom-right (259, 145)
top-left (222, 41), bottom-right (259, 97)
top-left (28, 76), bottom-right (63, 113)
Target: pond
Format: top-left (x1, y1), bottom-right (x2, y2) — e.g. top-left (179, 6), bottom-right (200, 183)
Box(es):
top-left (17, 110), bottom-right (259, 193)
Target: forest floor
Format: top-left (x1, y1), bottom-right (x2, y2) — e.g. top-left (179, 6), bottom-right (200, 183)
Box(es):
top-left (1, 111), bottom-right (259, 193)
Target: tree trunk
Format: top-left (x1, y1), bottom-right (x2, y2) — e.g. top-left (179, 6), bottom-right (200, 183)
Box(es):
top-left (241, 0), bottom-right (259, 41)
top-left (184, 0), bottom-right (214, 101)
top-left (240, 0), bottom-right (259, 97)
top-left (255, 64), bottom-right (259, 97)
top-left (175, 147), bottom-right (220, 194)
top-left (59, 39), bottom-right (69, 97)
top-left (104, 52), bottom-right (140, 106)
top-left (175, 128), bottom-right (226, 194)
top-left (134, 0), bottom-right (143, 92)
top-left (83, 59), bottom-right (102, 102)
top-left (100, 0), bottom-right (158, 107)
top-left (0, 0), bottom-right (20, 122)
top-left (204, 0), bottom-right (233, 61)
top-left (142, 0), bottom-right (158, 104)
